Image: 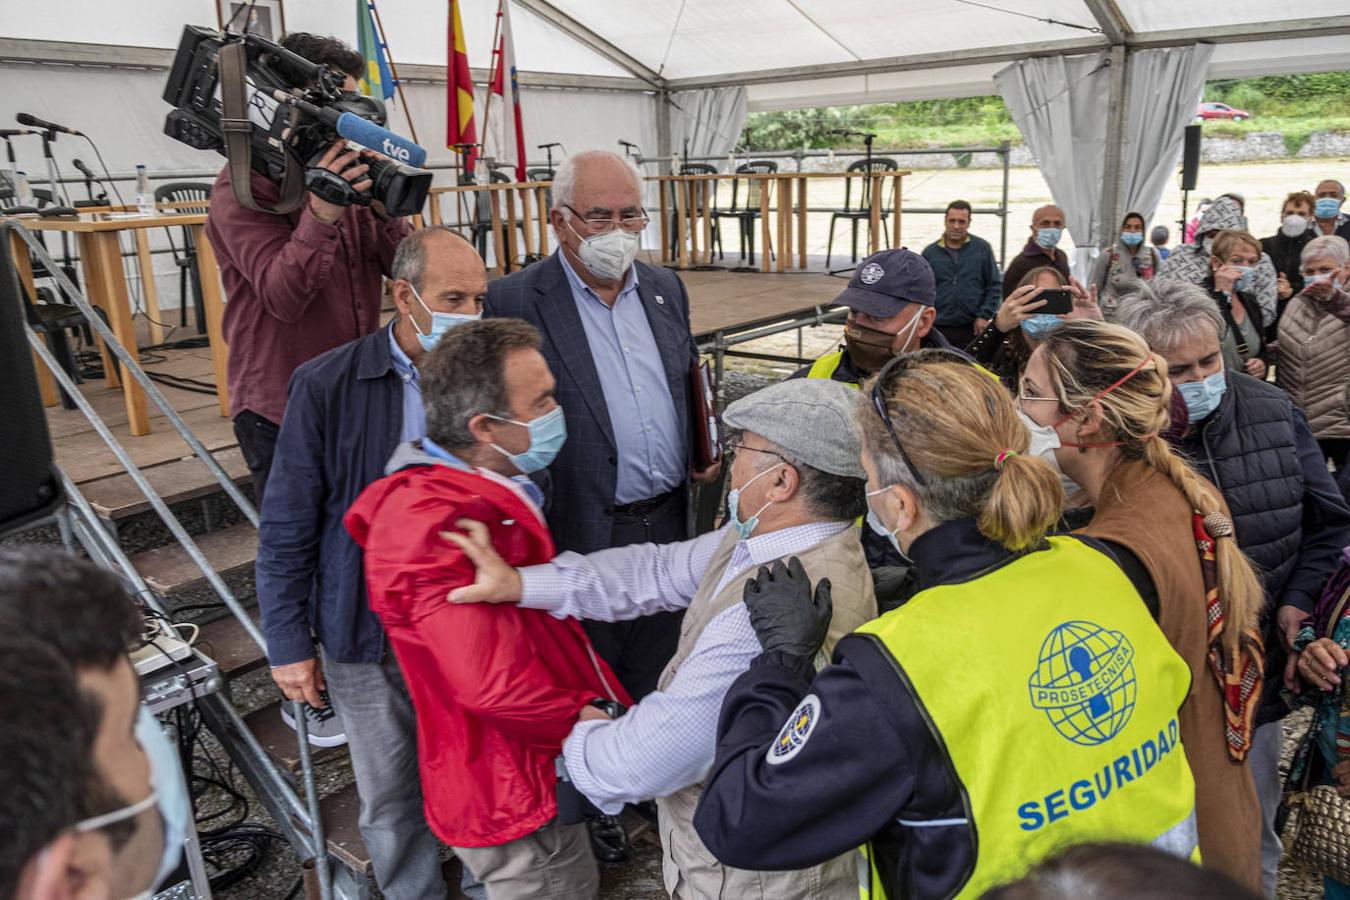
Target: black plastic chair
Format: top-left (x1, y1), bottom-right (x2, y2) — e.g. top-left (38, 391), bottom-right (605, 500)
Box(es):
top-left (470, 169), bottom-right (527, 271)
top-left (154, 182), bottom-right (212, 333)
top-left (826, 158), bottom-right (898, 266)
top-left (712, 160), bottom-right (778, 265)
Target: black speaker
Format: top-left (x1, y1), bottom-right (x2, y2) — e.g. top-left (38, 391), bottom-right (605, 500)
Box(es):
top-left (1180, 124), bottom-right (1202, 191)
top-left (0, 228), bottom-right (61, 537)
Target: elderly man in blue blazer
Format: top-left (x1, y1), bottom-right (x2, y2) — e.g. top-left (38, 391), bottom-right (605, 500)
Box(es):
top-left (485, 149), bottom-right (718, 704)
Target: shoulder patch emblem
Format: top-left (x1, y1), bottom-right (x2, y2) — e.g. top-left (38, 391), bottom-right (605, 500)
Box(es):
top-left (767, 693), bottom-right (821, 766)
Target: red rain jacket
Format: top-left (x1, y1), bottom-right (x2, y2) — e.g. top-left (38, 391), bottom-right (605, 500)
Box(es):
top-left (344, 462), bottom-right (629, 848)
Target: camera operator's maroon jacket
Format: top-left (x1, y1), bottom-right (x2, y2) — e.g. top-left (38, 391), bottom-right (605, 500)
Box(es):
top-left (205, 165), bottom-right (410, 425)
top-left (344, 454), bottom-right (630, 848)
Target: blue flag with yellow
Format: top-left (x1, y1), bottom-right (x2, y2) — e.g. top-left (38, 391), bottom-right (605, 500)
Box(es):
top-left (356, 0), bottom-right (395, 101)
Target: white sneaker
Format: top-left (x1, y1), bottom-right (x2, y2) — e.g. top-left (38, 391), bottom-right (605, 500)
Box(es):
top-left (280, 691), bottom-right (348, 748)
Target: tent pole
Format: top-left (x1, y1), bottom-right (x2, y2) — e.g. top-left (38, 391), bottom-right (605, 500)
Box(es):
top-left (368, 0), bottom-right (420, 145)
top-left (1097, 44), bottom-right (1129, 251)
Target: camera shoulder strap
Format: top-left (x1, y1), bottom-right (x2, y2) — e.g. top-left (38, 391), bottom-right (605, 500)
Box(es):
top-left (218, 42), bottom-right (304, 215)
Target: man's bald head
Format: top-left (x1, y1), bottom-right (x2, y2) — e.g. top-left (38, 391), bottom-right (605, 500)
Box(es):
top-left (390, 226), bottom-right (487, 346)
top-left (1031, 205), bottom-right (1065, 229)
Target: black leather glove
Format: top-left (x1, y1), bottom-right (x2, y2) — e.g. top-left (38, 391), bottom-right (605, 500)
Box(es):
top-left (742, 557), bottom-right (832, 659)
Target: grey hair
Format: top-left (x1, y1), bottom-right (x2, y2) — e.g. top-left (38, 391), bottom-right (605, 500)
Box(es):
top-left (727, 429), bottom-right (865, 522)
top-left (422, 318), bottom-right (541, 450)
top-left (1113, 280), bottom-right (1224, 353)
top-left (1317, 178), bottom-right (1346, 198)
top-left (551, 150), bottom-right (643, 212)
top-left (390, 225), bottom-right (462, 291)
top-left (1301, 234), bottom-right (1350, 267)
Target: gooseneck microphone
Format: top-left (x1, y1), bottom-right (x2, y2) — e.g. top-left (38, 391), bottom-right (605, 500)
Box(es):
top-left (15, 113), bottom-right (81, 136)
top-left (72, 158), bottom-right (97, 180)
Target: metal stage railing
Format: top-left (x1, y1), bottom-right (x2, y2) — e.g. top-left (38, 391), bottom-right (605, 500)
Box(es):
top-left (6, 219), bottom-right (354, 900)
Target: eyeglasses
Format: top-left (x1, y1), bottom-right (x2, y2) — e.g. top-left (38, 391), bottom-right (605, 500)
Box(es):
top-left (870, 349), bottom-right (971, 486)
top-left (564, 204), bottom-right (650, 234)
top-left (725, 441), bottom-right (790, 465)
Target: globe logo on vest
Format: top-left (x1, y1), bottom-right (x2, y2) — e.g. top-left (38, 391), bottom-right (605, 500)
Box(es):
top-left (1028, 621), bottom-right (1137, 746)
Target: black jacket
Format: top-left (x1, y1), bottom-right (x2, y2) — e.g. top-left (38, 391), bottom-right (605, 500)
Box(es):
top-left (693, 518), bottom-right (1154, 900)
top-left (1176, 371), bottom-right (1350, 721)
top-left (1261, 229), bottom-right (1313, 333)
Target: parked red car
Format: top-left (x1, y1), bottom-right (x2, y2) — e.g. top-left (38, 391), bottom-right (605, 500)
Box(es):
top-left (1196, 101), bottom-right (1251, 121)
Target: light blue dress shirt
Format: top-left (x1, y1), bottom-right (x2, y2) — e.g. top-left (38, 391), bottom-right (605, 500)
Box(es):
top-left (557, 250), bottom-right (684, 504)
top-left (518, 519), bottom-right (852, 814)
top-left (388, 325), bottom-right (426, 443)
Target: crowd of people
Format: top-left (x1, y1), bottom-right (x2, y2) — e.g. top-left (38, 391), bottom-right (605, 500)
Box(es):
top-left (7, 30), bottom-right (1350, 900)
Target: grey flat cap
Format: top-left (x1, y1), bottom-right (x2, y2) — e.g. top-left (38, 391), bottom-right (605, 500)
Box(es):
top-left (723, 379), bottom-right (865, 479)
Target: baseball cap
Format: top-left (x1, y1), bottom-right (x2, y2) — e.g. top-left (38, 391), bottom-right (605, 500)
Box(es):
top-left (833, 249), bottom-right (935, 319)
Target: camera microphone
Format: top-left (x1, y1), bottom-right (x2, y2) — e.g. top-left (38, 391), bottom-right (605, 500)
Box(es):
top-left (15, 113), bottom-right (81, 136)
top-left (268, 90), bottom-right (427, 167)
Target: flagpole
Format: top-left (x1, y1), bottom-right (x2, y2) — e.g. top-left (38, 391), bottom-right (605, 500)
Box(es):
top-left (478, 0), bottom-right (504, 180)
top-left (368, 0), bottom-right (420, 145)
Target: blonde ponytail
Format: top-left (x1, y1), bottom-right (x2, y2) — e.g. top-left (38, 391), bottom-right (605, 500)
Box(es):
top-left (859, 356), bottom-right (1063, 553)
top-left (1039, 320), bottom-right (1264, 655)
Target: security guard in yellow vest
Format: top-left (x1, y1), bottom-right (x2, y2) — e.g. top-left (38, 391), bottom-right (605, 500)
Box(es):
top-left (693, 354), bottom-right (1199, 899)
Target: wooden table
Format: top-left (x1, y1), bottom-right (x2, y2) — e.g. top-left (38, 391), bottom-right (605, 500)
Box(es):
top-left (6, 209), bottom-right (228, 436)
top-left (649, 171), bottom-right (909, 273)
top-left (427, 181), bottom-right (553, 276)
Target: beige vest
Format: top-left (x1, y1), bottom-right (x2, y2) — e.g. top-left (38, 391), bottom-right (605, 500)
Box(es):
top-left (1277, 294), bottom-right (1350, 439)
top-left (655, 524), bottom-right (876, 900)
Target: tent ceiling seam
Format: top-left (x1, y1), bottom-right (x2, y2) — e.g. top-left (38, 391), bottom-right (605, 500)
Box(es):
top-left (513, 0), bottom-right (667, 88)
top-left (784, 0), bottom-right (864, 62)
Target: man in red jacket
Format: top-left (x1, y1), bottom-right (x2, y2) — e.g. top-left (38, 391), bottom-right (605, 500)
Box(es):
top-left (345, 318), bottom-right (629, 899)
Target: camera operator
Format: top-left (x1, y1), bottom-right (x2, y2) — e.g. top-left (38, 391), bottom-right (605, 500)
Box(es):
top-left (205, 33), bottom-right (412, 507)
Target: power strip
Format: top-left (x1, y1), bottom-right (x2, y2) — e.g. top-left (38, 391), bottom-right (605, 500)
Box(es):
top-left (130, 616), bottom-right (194, 675)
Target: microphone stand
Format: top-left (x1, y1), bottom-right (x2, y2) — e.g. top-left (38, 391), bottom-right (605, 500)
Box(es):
top-left (37, 129), bottom-right (76, 217)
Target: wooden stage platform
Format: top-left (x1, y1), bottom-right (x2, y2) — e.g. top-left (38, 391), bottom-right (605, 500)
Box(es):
top-left (45, 265), bottom-right (849, 491)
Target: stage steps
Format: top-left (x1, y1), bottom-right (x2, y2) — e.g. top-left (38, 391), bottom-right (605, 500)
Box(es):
top-left (196, 607), bottom-right (266, 679)
top-left (130, 521), bottom-right (258, 595)
top-left (80, 446), bottom-right (251, 522)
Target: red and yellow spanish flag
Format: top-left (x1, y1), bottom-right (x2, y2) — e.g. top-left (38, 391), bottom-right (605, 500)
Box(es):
top-left (446, 0), bottom-right (477, 173)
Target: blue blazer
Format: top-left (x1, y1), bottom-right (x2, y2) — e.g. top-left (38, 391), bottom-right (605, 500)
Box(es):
top-left (485, 254), bottom-right (699, 553)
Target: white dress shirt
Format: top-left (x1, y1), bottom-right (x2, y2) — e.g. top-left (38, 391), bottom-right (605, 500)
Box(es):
top-left (518, 519), bottom-right (852, 814)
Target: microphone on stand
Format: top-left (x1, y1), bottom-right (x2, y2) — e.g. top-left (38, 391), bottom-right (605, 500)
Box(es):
top-left (71, 158), bottom-right (107, 207)
top-left (15, 113), bottom-right (82, 137)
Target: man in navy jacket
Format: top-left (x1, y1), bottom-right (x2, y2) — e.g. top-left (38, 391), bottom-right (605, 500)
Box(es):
top-left (920, 200), bottom-right (1002, 348)
top-left (256, 227), bottom-right (486, 900)
top-left (484, 150), bottom-right (719, 702)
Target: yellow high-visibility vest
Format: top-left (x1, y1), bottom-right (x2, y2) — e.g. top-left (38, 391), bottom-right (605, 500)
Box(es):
top-left (854, 536), bottom-right (1197, 898)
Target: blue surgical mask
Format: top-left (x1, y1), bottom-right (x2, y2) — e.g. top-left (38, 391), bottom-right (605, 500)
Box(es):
top-left (1233, 266), bottom-right (1255, 292)
top-left (1035, 227), bottom-right (1062, 249)
top-left (487, 406), bottom-right (567, 474)
top-left (1120, 231), bottom-right (1144, 247)
top-left (727, 463), bottom-right (783, 540)
top-left (864, 486), bottom-right (906, 557)
top-left (1021, 314), bottom-right (1063, 339)
top-left (410, 284), bottom-right (480, 351)
top-left (1305, 272), bottom-right (1347, 292)
top-left (1177, 370), bottom-right (1227, 422)
top-left (1315, 197), bottom-right (1343, 219)
top-left (136, 704), bottom-right (188, 890)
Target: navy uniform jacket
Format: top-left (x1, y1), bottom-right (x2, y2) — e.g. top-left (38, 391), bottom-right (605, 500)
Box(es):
top-left (692, 518), bottom-right (1154, 899)
top-left (484, 253), bottom-right (699, 554)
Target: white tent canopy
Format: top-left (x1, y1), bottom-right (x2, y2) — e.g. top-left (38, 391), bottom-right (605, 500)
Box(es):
top-left (0, 0), bottom-right (1348, 244)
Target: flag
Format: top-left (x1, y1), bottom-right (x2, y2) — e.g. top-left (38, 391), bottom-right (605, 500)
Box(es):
top-left (486, 0), bottom-right (527, 182)
top-left (355, 0), bottom-right (395, 101)
top-left (447, 0), bottom-right (478, 173)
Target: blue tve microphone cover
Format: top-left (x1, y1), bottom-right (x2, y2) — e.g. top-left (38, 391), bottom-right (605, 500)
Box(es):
top-left (335, 113), bottom-right (428, 167)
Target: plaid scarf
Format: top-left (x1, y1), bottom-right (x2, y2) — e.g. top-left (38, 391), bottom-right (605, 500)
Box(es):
top-left (1192, 513), bottom-right (1265, 760)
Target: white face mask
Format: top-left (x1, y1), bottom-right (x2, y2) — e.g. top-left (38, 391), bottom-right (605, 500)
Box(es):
top-left (1017, 410), bottom-right (1079, 499)
top-left (1281, 214), bottom-right (1309, 238)
top-left (567, 220), bottom-right (640, 281)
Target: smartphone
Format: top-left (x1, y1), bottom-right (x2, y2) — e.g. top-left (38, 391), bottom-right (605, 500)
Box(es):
top-left (1037, 289), bottom-right (1073, 315)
